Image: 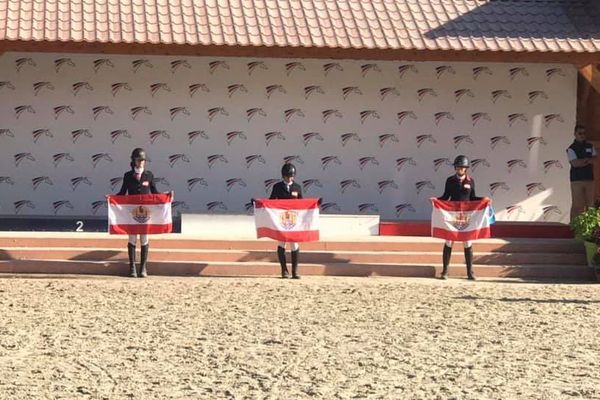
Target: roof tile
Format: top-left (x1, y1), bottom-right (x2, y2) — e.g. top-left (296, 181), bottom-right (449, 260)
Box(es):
top-left (0, 0), bottom-right (598, 53)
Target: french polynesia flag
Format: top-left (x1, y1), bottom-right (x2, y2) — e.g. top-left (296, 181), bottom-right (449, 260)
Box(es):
top-left (254, 199), bottom-right (320, 242)
top-left (430, 198), bottom-right (492, 241)
top-left (108, 193), bottom-right (173, 235)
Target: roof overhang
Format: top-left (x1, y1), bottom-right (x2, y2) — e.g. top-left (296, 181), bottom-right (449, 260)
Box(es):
top-left (1, 40), bottom-right (599, 66)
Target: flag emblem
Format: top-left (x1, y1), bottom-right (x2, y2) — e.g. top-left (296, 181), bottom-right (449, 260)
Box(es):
top-left (279, 210), bottom-right (298, 230)
top-left (132, 206), bottom-right (151, 223)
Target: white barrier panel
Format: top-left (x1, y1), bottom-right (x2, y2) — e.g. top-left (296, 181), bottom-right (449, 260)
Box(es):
top-left (181, 213), bottom-right (379, 239)
top-left (0, 52), bottom-right (575, 223)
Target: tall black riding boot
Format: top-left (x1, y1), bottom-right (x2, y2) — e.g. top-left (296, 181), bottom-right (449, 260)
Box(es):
top-left (465, 246), bottom-right (476, 280)
top-left (441, 244), bottom-right (452, 280)
top-left (139, 244), bottom-right (149, 278)
top-left (277, 246), bottom-right (289, 278)
top-left (291, 249), bottom-right (300, 279)
top-left (127, 243), bottom-right (137, 278)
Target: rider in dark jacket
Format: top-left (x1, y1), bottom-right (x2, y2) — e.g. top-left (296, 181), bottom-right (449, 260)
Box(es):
top-left (117, 148), bottom-right (159, 278)
top-left (269, 163), bottom-right (303, 279)
top-left (437, 155), bottom-right (482, 280)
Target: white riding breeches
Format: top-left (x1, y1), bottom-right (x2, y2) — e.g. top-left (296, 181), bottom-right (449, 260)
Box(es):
top-left (445, 240), bottom-right (472, 248)
top-left (128, 234), bottom-right (149, 246)
top-left (278, 241), bottom-right (299, 251)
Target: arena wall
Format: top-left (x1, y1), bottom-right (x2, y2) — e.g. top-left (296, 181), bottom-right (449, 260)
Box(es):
top-left (0, 52), bottom-right (576, 222)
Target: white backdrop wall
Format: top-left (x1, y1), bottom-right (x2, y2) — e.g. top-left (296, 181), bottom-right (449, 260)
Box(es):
top-left (0, 52), bottom-right (576, 222)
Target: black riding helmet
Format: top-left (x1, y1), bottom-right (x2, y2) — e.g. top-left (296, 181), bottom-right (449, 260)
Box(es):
top-left (453, 155), bottom-right (470, 168)
top-left (281, 163), bottom-right (296, 178)
top-left (131, 148), bottom-right (147, 161)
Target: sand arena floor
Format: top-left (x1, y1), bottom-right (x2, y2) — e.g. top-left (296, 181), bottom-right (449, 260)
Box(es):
top-left (0, 276), bottom-right (599, 400)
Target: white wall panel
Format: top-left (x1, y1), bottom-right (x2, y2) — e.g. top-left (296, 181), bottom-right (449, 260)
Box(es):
top-left (0, 53), bottom-right (576, 221)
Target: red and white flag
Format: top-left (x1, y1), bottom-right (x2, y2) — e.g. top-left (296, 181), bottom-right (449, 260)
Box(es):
top-left (254, 198), bottom-right (320, 242)
top-left (430, 198), bottom-right (492, 241)
top-left (108, 193), bottom-right (173, 235)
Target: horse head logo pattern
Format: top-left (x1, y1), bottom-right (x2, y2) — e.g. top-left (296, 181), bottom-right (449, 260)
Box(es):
top-left (266, 85), bottom-right (286, 98)
top-left (209, 61), bottom-right (230, 74)
top-left (361, 64), bottom-right (381, 77)
top-left (378, 134), bottom-right (399, 148)
top-left (526, 183), bottom-right (546, 196)
top-left (321, 156), bottom-right (342, 170)
top-left (53, 153), bottom-right (74, 167)
top-left (490, 136), bottom-right (510, 149)
top-left (73, 82), bottom-right (94, 96)
top-left (92, 153), bottom-right (112, 168)
top-left (305, 85), bottom-right (325, 99)
top-left (245, 155), bottom-right (265, 169)
top-left (340, 179), bottom-right (360, 193)
top-left (190, 83), bottom-right (210, 97)
top-left (341, 133), bottom-right (361, 146)
top-left (435, 66), bottom-right (456, 79)
top-left (265, 131), bottom-right (286, 146)
top-left (248, 61), bottom-right (268, 75)
top-left (169, 154), bottom-right (190, 168)
top-left (33, 81), bottom-right (55, 96)
top-left (396, 157), bottom-right (417, 171)
top-left (489, 182), bottom-right (510, 195)
top-left (71, 177), bottom-right (92, 190)
top-left (395, 203), bottom-right (416, 217)
top-left (454, 89), bottom-right (474, 102)
top-left (54, 58), bottom-right (76, 73)
top-left (32, 176), bottom-right (53, 190)
top-left (93, 59), bottom-right (114, 73)
top-left (226, 131), bottom-right (247, 145)
top-left (13, 153), bottom-right (35, 167)
top-left (302, 179), bottom-right (322, 192)
top-left (208, 154), bottom-right (228, 169)
top-left (225, 178), bottom-right (247, 192)
top-left (473, 66), bottom-right (493, 80)
top-left (433, 158), bottom-right (452, 172)
top-left (380, 87), bottom-right (400, 100)
top-left (398, 64), bottom-right (418, 78)
top-left (302, 132), bottom-right (324, 146)
top-left (170, 60), bottom-right (191, 74)
top-left (0, 81), bottom-right (15, 91)
top-left (378, 180), bottom-right (398, 194)
top-left (32, 129), bottom-right (53, 143)
top-left (323, 62), bottom-right (342, 76)
top-left (132, 59), bottom-right (153, 73)
top-left (149, 130), bottom-right (170, 144)
top-left (471, 159), bottom-right (490, 171)
top-left (16, 57), bottom-right (36, 72)
top-left (343, 86), bottom-right (362, 99)
top-left (472, 113), bottom-right (491, 126)
top-left (151, 83), bottom-right (171, 97)
top-left (453, 135), bottom-right (473, 149)
top-left (72, 129), bottom-right (93, 143)
top-left (188, 131), bottom-right (209, 144)
top-left (187, 178), bottom-right (208, 191)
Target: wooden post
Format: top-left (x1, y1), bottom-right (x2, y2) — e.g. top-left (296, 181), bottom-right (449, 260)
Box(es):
top-left (578, 64), bottom-right (600, 140)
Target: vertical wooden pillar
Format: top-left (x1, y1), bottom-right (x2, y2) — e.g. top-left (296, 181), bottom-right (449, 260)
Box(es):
top-left (578, 65), bottom-right (600, 199)
top-left (578, 64), bottom-right (600, 139)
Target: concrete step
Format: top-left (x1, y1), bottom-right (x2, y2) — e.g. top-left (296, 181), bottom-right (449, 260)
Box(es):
top-left (0, 260), bottom-right (593, 280)
top-left (0, 248), bottom-right (587, 265)
top-left (0, 236), bottom-right (585, 254)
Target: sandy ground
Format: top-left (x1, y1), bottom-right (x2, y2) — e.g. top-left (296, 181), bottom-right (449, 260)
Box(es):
top-left (0, 276), bottom-right (599, 400)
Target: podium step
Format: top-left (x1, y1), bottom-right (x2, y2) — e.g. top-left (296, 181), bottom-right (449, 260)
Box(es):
top-left (0, 233), bottom-right (591, 281)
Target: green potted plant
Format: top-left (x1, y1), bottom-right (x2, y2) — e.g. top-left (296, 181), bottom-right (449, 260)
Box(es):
top-left (570, 207), bottom-right (600, 274)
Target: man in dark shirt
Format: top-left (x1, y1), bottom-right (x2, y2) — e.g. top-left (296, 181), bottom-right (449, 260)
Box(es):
top-left (567, 125), bottom-right (596, 221)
